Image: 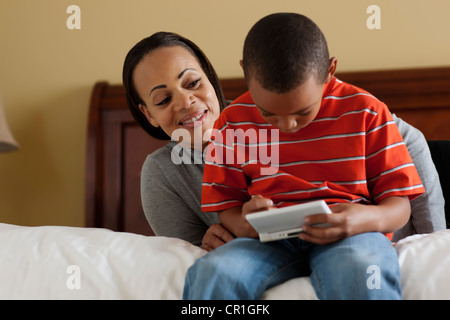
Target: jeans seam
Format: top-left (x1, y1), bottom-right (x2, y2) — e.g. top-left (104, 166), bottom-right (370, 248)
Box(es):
top-left (310, 269), bottom-right (324, 299)
top-left (255, 259), bottom-right (301, 298)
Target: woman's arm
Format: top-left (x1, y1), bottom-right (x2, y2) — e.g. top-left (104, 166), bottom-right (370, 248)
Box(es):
top-left (142, 183), bottom-right (208, 246)
top-left (141, 154), bottom-right (209, 246)
top-left (142, 149), bottom-right (236, 250)
top-left (393, 114), bottom-right (446, 239)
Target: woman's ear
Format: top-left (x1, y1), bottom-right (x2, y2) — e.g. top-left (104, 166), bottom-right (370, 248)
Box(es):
top-left (139, 104), bottom-right (159, 128)
top-left (325, 57), bottom-right (338, 83)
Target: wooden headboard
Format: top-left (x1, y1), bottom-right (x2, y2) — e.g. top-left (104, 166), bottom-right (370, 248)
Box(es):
top-left (85, 67), bottom-right (450, 236)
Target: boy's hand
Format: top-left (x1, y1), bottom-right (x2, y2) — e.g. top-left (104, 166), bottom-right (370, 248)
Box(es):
top-left (243, 194), bottom-right (274, 215)
top-left (218, 194), bottom-right (273, 239)
top-left (299, 202), bottom-right (363, 245)
top-left (240, 194), bottom-right (274, 238)
top-left (299, 196), bottom-right (410, 245)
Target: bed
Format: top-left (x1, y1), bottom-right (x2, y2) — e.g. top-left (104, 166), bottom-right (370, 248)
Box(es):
top-left (1, 67), bottom-right (450, 300)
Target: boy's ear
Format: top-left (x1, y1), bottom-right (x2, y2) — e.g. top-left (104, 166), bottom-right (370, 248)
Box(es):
top-left (325, 57), bottom-right (338, 83)
top-left (139, 104), bottom-right (159, 128)
top-left (239, 60), bottom-right (244, 69)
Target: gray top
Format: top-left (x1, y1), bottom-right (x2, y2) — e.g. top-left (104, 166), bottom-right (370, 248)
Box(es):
top-left (392, 114), bottom-right (446, 241)
top-left (140, 117), bottom-right (446, 245)
top-left (140, 141), bottom-right (219, 246)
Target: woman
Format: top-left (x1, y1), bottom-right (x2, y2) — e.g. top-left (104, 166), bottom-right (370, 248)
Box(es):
top-left (123, 32), bottom-right (445, 250)
top-left (122, 32), bottom-right (233, 250)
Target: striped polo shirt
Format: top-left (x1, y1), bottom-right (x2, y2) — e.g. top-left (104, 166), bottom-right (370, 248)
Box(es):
top-left (201, 77), bottom-right (424, 213)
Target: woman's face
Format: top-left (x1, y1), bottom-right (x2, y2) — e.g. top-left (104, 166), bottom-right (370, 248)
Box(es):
top-left (133, 46), bottom-right (220, 149)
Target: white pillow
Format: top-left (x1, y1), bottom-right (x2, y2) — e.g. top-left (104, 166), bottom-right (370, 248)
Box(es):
top-left (394, 229), bottom-right (450, 299)
top-left (0, 223), bottom-right (206, 299)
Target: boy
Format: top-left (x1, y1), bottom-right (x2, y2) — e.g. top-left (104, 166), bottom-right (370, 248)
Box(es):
top-left (184, 13), bottom-right (424, 299)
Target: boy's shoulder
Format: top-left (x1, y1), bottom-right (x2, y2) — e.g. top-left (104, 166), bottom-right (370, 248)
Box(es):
top-left (325, 77), bottom-right (380, 104)
top-left (227, 91), bottom-right (255, 107)
top-left (321, 77), bottom-right (391, 117)
top-left (221, 91), bottom-right (258, 119)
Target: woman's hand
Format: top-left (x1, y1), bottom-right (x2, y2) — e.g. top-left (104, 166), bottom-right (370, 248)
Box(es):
top-left (201, 224), bottom-right (234, 252)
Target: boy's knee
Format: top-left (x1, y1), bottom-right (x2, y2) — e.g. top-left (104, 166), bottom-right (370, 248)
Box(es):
top-left (183, 254), bottom-right (222, 299)
top-left (310, 233), bottom-right (401, 299)
top-left (326, 233), bottom-right (399, 279)
top-left (183, 239), bottom-right (256, 299)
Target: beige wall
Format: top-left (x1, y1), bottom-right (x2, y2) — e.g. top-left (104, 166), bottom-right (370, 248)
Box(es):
top-left (1, 0), bottom-right (449, 227)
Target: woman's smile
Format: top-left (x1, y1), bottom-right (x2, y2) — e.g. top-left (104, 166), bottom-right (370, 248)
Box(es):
top-left (178, 109), bottom-right (208, 127)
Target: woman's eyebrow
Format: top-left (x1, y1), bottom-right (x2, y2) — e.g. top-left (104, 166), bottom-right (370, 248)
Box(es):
top-left (178, 68), bottom-right (196, 79)
top-left (149, 84), bottom-right (167, 97)
top-left (149, 68), bottom-right (197, 97)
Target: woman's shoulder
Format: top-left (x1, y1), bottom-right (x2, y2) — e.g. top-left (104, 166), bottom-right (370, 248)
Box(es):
top-left (142, 141), bottom-right (204, 180)
top-left (142, 142), bottom-right (175, 172)
top-left (145, 141), bottom-right (175, 160)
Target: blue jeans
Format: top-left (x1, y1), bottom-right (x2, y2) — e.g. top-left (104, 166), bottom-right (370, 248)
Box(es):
top-left (183, 232), bottom-right (401, 300)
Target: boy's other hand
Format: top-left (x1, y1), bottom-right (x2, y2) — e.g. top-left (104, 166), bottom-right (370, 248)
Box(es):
top-left (299, 196), bottom-right (410, 245)
top-left (299, 202), bottom-right (368, 245)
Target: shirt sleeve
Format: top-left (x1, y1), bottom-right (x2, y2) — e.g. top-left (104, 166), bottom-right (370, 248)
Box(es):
top-left (201, 114), bottom-right (250, 212)
top-left (364, 101), bottom-right (425, 203)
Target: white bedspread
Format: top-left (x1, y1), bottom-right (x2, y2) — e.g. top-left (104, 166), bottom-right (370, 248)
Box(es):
top-left (0, 223), bottom-right (449, 299)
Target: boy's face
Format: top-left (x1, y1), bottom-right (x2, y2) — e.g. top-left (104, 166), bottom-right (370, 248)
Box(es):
top-left (248, 74), bottom-right (326, 134)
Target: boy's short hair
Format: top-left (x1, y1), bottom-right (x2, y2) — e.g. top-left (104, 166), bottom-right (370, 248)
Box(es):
top-left (243, 13), bottom-right (330, 93)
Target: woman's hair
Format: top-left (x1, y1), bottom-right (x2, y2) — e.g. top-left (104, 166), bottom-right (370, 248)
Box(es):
top-left (243, 13), bottom-right (330, 93)
top-left (122, 32), bottom-right (226, 140)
